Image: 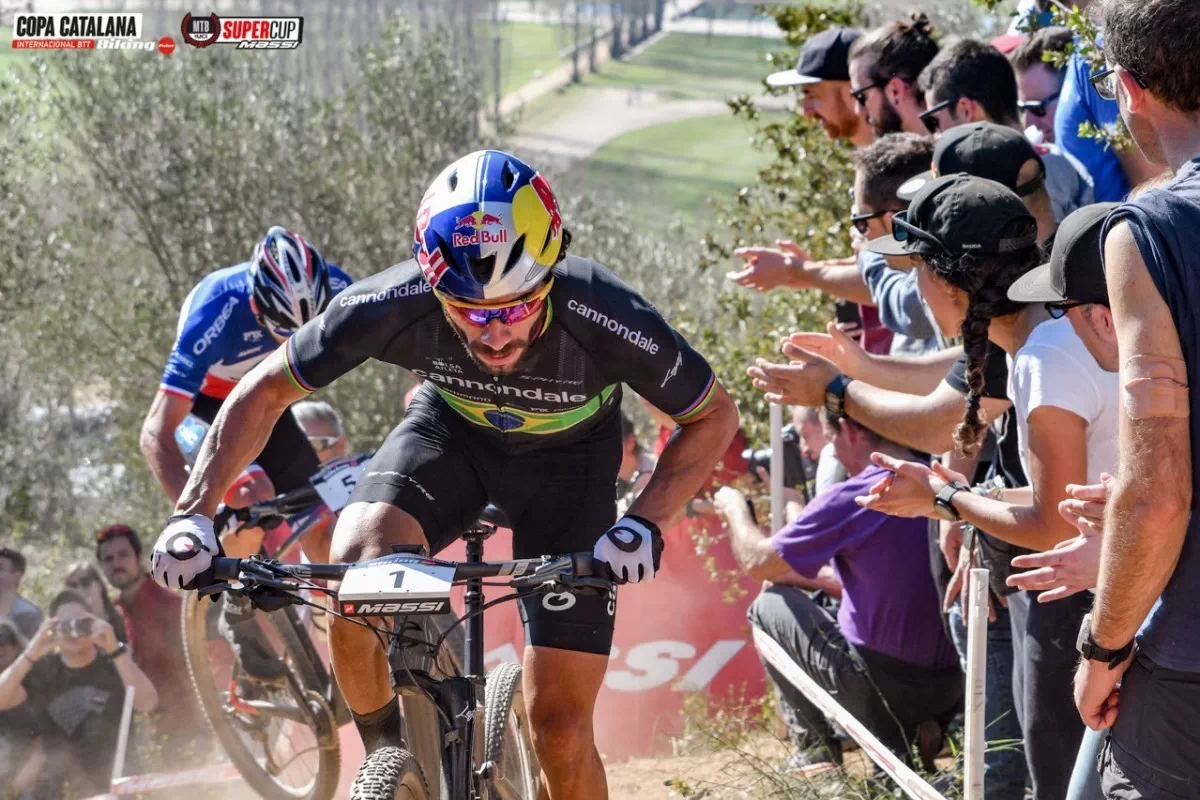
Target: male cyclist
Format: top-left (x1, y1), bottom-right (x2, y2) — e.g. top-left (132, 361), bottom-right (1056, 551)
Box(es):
top-left (140, 226), bottom-right (351, 679)
top-left (150, 151), bottom-right (739, 798)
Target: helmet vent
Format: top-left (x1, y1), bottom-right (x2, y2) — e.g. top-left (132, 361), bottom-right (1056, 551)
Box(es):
top-left (448, 169), bottom-right (459, 192)
top-left (299, 299), bottom-right (310, 321)
top-left (268, 239), bottom-right (281, 266)
top-left (468, 253), bottom-right (497, 285)
top-left (501, 234), bottom-right (526, 276)
top-left (501, 161), bottom-right (519, 192)
top-left (288, 254), bottom-right (302, 283)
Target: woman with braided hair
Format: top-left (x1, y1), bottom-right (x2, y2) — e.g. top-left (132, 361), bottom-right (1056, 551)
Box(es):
top-left (848, 173), bottom-right (1119, 799)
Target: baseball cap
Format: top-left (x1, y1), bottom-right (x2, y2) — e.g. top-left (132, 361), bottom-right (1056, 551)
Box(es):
top-left (766, 28), bottom-right (861, 87)
top-left (990, 33), bottom-right (1026, 55)
top-left (1007, 203), bottom-right (1119, 305)
top-left (897, 122), bottom-right (1046, 201)
top-left (867, 174), bottom-right (1039, 258)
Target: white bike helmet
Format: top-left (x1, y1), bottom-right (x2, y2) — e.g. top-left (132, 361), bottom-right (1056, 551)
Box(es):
top-left (249, 226), bottom-right (332, 330)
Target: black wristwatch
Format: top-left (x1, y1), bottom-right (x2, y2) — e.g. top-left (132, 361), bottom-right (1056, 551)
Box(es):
top-left (931, 481), bottom-right (969, 522)
top-left (1076, 613), bottom-right (1134, 670)
top-left (824, 374), bottom-right (854, 419)
top-left (106, 641), bottom-right (128, 660)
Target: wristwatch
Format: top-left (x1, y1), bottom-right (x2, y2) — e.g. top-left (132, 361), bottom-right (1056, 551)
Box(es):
top-left (931, 481), bottom-right (969, 522)
top-left (824, 374), bottom-right (854, 419)
top-left (106, 642), bottom-right (128, 660)
top-left (1076, 612), bottom-right (1134, 670)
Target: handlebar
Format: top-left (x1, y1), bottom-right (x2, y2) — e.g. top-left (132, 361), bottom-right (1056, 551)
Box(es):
top-left (209, 551), bottom-right (610, 594)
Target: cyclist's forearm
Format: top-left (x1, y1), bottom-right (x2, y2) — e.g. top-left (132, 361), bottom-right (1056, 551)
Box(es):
top-left (176, 354), bottom-right (304, 518)
top-left (142, 431), bottom-right (190, 502)
top-left (630, 384), bottom-right (739, 530)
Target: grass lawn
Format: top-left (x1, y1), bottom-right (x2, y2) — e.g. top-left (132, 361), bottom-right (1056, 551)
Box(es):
top-left (485, 20), bottom-right (594, 96)
top-left (577, 111), bottom-right (779, 220)
top-left (590, 32), bottom-right (774, 100)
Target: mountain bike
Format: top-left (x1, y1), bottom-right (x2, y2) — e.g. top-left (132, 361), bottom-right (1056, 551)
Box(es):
top-left (201, 505), bottom-right (614, 800)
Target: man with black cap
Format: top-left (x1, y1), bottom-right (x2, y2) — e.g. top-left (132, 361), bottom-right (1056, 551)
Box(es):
top-left (897, 122), bottom-right (1058, 246)
top-left (1003, 202), bottom-right (1119, 800)
top-left (767, 27), bottom-right (874, 148)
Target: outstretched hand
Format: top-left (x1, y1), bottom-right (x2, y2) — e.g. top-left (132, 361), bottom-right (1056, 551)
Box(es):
top-left (728, 240), bottom-right (811, 292)
top-left (784, 321), bottom-right (868, 379)
top-left (854, 453), bottom-right (951, 518)
top-left (747, 343), bottom-right (839, 407)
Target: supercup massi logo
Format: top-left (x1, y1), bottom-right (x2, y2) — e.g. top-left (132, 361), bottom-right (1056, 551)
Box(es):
top-left (181, 13), bottom-right (303, 50)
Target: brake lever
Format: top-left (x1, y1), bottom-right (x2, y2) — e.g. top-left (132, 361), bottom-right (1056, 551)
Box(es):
top-left (198, 581), bottom-right (233, 598)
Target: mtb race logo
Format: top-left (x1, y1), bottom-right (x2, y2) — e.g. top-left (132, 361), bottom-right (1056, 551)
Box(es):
top-left (181, 13), bottom-right (303, 50)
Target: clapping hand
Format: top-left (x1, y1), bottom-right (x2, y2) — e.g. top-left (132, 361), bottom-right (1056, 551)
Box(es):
top-left (783, 321), bottom-right (868, 379)
top-left (1007, 474), bottom-right (1113, 602)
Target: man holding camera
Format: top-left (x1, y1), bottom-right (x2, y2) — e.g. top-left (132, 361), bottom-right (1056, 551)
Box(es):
top-left (0, 589), bottom-right (158, 797)
top-left (713, 410), bottom-right (961, 770)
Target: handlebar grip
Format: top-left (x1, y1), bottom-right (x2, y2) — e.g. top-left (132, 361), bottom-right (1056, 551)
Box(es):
top-left (211, 557), bottom-right (242, 582)
top-left (571, 552), bottom-right (598, 578)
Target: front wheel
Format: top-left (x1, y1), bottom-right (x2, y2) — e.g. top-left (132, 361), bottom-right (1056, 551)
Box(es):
top-left (351, 746), bottom-right (428, 800)
top-left (483, 663), bottom-right (541, 800)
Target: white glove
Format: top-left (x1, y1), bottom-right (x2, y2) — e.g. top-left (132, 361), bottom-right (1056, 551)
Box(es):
top-left (593, 515), bottom-right (664, 584)
top-left (151, 514), bottom-right (220, 590)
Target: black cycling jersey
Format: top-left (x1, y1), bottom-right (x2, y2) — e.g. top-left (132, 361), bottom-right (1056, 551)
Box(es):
top-left (285, 255), bottom-right (717, 452)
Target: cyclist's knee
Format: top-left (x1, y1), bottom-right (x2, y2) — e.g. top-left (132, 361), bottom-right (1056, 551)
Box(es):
top-left (329, 501), bottom-right (426, 564)
top-left (527, 703), bottom-right (593, 762)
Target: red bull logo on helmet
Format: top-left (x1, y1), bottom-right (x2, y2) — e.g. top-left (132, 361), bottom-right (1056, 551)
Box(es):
top-left (454, 211), bottom-right (504, 231)
top-left (452, 228), bottom-right (509, 248)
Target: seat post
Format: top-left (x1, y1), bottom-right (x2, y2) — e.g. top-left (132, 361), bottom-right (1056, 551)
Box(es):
top-left (462, 529), bottom-right (486, 678)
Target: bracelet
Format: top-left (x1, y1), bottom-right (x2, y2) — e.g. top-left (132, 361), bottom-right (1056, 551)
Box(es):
top-left (19, 651), bottom-right (35, 665)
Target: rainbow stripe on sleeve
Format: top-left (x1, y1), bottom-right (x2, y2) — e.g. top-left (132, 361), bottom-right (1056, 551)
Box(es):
top-left (281, 341), bottom-right (317, 394)
top-left (672, 373), bottom-right (716, 424)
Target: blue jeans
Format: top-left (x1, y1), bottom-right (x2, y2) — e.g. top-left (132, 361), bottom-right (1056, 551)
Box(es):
top-left (1067, 727), bottom-right (1105, 800)
top-left (949, 600), bottom-right (1026, 800)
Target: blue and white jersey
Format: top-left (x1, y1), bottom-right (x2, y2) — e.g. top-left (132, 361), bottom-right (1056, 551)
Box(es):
top-left (161, 262), bottom-right (352, 400)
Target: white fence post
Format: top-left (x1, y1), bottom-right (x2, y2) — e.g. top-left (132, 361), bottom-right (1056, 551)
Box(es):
top-left (963, 568), bottom-right (990, 800)
top-left (769, 403), bottom-right (783, 533)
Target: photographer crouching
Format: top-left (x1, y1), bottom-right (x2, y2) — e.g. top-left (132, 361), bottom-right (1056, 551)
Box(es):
top-left (713, 409), bottom-right (961, 771)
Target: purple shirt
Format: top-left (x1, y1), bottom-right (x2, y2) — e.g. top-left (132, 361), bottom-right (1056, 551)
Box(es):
top-left (769, 464), bottom-right (958, 670)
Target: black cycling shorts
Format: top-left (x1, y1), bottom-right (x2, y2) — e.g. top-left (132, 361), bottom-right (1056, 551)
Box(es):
top-left (350, 384), bottom-right (622, 656)
top-left (192, 393), bottom-right (320, 494)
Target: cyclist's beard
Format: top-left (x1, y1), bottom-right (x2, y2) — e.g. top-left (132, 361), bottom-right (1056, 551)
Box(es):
top-left (871, 100), bottom-right (904, 137)
top-left (469, 338), bottom-right (530, 375)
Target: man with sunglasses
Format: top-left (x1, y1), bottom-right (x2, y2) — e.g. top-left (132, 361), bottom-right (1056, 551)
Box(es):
top-left (847, 14), bottom-right (940, 139)
top-left (140, 227), bottom-right (351, 682)
top-left (766, 26), bottom-right (874, 148)
top-left (917, 39), bottom-right (1094, 224)
top-left (149, 150), bottom-right (739, 797)
top-left (1009, 27), bottom-right (1073, 145)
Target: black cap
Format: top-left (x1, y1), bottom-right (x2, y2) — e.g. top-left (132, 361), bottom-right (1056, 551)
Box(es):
top-left (897, 122), bottom-right (1046, 200)
top-left (1008, 203), bottom-right (1119, 305)
top-left (766, 28), bottom-right (861, 87)
top-left (867, 174), bottom-right (1039, 258)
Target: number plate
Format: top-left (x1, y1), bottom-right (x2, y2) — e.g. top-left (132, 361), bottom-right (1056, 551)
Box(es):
top-left (338, 554), bottom-right (455, 616)
top-left (309, 454), bottom-right (367, 513)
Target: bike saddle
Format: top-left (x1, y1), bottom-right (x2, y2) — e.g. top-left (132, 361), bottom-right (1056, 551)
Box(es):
top-left (477, 504), bottom-right (511, 529)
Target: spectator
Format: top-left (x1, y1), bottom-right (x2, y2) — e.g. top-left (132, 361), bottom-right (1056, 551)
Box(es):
top-left (65, 560), bottom-right (127, 644)
top-left (0, 619), bottom-right (44, 800)
top-left (767, 27), bottom-right (874, 148)
top-left (714, 410), bottom-right (961, 770)
top-left (1009, 27), bottom-right (1074, 144)
top-left (847, 174), bottom-right (1118, 799)
top-left (1008, 0), bottom-right (1055, 34)
top-left (851, 132), bottom-right (940, 353)
top-left (1072, 0), bottom-right (1200, 795)
top-left (918, 38), bottom-right (1094, 222)
top-left (0, 590), bottom-right (158, 798)
top-left (95, 524), bottom-right (203, 744)
top-left (1054, 1), bottom-right (1160, 201)
top-left (617, 412), bottom-right (655, 506)
top-left (848, 13), bottom-right (941, 138)
top-left (900, 122), bottom-right (1061, 244)
top-left (0, 547), bottom-right (42, 640)
top-left (292, 398), bottom-right (348, 462)
top-left (995, 203), bottom-right (1120, 800)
